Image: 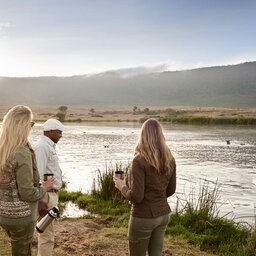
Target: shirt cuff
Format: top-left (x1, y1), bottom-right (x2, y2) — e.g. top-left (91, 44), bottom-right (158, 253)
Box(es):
top-left (121, 185), bottom-right (129, 198)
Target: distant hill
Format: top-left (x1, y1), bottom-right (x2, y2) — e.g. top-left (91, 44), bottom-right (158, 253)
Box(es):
top-left (0, 62), bottom-right (256, 107)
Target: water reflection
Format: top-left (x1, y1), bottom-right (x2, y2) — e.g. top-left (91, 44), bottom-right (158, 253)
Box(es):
top-left (61, 202), bottom-right (89, 218)
top-left (29, 122), bottom-right (256, 224)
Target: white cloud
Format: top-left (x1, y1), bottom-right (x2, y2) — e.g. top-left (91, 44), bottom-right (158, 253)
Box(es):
top-left (108, 61), bottom-right (184, 78)
top-left (105, 56), bottom-right (256, 78)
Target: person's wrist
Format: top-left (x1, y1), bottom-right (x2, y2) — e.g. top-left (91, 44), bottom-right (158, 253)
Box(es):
top-left (121, 185), bottom-right (127, 191)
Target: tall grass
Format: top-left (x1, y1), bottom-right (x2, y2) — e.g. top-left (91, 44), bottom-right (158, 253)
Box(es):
top-left (59, 162), bottom-right (131, 226)
top-left (92, 162), bottom-right (131, 201)
top-left (178, 181), bottom-right (221, 218)
top-left (155, 116), bottom-right (256, 125)
top-left (166, 180), bottom-right (256, 255)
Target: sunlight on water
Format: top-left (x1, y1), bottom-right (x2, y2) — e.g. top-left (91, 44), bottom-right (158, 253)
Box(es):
top-left (61, 202), bottom-right (89, 218)
top-left (28, 122), bottom-right (256, 223)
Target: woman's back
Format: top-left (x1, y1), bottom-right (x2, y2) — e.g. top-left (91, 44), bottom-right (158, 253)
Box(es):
top-left (123, 154), bottom-right (176, 218)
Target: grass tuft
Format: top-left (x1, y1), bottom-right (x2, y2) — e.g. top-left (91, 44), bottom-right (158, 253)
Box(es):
top-left (92, 162), bottom-right (131, 201)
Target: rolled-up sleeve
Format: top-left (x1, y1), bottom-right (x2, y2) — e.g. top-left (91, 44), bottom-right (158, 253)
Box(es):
top-left (121, 157), bottom-right (145, 203)
top-left (15, 149), bottom-right (46, 202)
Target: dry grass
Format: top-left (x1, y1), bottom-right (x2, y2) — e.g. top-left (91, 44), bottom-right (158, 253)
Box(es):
top-left (0, 104), bottom-right (256, 121)
top-left (0, 218), bottom-right (216, 256)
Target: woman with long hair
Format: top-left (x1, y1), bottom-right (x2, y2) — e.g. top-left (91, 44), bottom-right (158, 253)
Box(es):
top-left (0, 105), bottom-right (53, 256)
top-left (114, 119), bottom-right (176, 256)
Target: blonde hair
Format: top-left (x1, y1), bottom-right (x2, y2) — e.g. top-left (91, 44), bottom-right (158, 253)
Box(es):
top-left (0, 105), bottom-right (33, 169)
top-left (135, 118), bottom-right (174, 175)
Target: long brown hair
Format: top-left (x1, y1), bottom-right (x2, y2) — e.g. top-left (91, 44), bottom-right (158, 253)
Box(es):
top-left (135, 118), bottom-right (174, 175)
top-left (0, 105), bottom-right (33, 169)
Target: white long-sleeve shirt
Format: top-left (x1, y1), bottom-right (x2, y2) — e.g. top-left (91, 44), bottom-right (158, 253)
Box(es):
top-left (33, 135), bottom-right (62, 190)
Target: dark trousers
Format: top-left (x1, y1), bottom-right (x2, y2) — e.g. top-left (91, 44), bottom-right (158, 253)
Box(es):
top-left (128, 214), bottom-right (170, 256)
top-left (1, 221), bottom-right (35, 256)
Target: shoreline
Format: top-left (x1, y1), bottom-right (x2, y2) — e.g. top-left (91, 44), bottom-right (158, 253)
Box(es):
top-left (1, 105), bottom-right (256, 125)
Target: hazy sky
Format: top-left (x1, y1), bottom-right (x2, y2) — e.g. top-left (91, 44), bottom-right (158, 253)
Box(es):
top-left (0, 0), bottom-right (255, 77)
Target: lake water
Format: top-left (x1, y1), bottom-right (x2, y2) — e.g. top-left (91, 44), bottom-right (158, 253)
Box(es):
top-left (29, 122), bottom-right (256, 224)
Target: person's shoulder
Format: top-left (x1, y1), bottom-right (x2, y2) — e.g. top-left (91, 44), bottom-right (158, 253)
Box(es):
top-left (33, 137), bottom-right (50, 150)
top-left (13, 145), bottom-right (31, 162)
top-left (133, 153), bottom-right (142, 162)
top-left (133, 153), bottom-right (147, 166)
top-left (15, 145), bottom-right (30, 154)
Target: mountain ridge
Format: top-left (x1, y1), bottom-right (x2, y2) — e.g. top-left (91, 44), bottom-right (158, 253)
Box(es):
top-left (0, 62), bottom-right (255, 107)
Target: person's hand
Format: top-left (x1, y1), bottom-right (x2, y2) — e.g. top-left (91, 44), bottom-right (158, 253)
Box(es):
top-left (38, 201), bottom-right (48, 217)
top-left (42, 177), bottom-right (55, 192)
top-left (114, 176), bottom-right (126, 192)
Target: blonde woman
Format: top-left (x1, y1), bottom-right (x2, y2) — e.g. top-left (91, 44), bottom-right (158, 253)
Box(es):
top-left (0, 105), bottom-right (54, 256)
top-left (114, 119), bottom-right (176, 256)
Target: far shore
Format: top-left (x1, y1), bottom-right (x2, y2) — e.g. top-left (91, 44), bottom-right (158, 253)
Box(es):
top-left (0, 105), bottom-right (256, 123)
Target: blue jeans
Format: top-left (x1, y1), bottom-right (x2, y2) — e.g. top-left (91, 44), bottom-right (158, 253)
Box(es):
top-left (128, 214), bottom-right (170, 256)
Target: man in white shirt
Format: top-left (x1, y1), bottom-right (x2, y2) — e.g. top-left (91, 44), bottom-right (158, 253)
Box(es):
top-left (33, 119), bottom-right (67, 256)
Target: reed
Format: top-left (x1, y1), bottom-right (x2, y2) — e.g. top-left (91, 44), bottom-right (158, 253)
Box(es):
top-left (166, 180), bottom-right (256, 255)
top-left (58, 161), bottom-right (131, 225)
top-left (156, 116), bottom-right (256, 125)
top-left (92, 162), bottom-right (131, 201)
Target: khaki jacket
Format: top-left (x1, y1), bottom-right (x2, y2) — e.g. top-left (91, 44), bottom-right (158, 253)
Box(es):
top-left (0, 144), bottom-right (46, 225)
top-left (122, 154), bottom-right (176, 218)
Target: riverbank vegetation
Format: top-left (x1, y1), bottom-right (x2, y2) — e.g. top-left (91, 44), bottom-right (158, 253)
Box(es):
top-left (57, 115), bottom-right (256, 125)
top-left (1, 105), bottom-right (256, 125)
top-left (144, 116), bottom-right (256, 125)
top-left (58, 162), bottom-right (256, 256)
top-left (52, 105), bottom-right (256, 125)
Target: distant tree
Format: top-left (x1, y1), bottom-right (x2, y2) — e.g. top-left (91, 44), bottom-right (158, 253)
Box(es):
top-left (56, 112), bottom-right (66, 122)
top-left (144, 108), bottom-right (149, 114)
top-left (58, 106), bottom-right (68, 114)
top-left (56, 105), bottom-right (68, 121)
top-left (89, 108), bottom-right (95, 115)
top-left (133, 106), bottom-right (138, 113)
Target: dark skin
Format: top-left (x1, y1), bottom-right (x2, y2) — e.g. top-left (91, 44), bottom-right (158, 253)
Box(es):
top-left (44, 130), bottom-right (62, 144)
top-left (38, 130), bottom-right (62, 217)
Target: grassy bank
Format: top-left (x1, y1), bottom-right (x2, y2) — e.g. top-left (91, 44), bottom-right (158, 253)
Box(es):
top-left (32, 116), bottom-right (256, 125)
top-left (2, 105), bottom-right (256, 125)
top-left (59, 190), bottom-right (256, 256)
top-left (58, 163), bottom-right (256, 256)
top-left (157, 116), bottom-right (256, 125)
top-left (24, 116), bottom-right (256, 126)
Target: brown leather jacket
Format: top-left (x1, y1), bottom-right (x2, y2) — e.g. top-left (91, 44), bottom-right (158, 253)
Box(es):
top-left (121, 154), bottom-right (176, 218)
